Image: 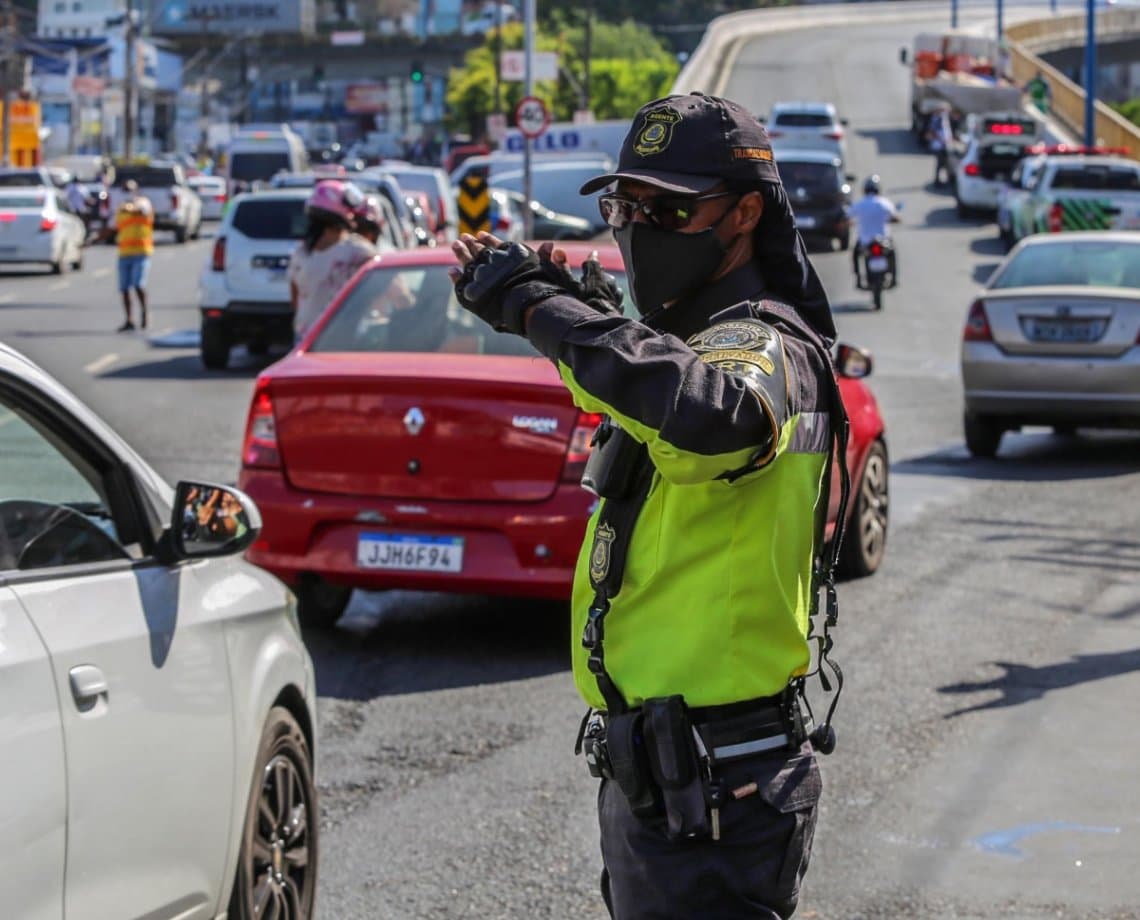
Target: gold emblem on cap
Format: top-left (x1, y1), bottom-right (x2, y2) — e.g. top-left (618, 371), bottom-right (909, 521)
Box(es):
top-left (633, 107), bottom-right (682, 157)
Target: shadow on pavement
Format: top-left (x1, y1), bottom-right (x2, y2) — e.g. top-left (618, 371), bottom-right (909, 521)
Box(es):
top-left (969, 236), bottom-right (1006, 257)
top-left (972, 262), bottom-right (1000, 285)
top-left (100, 350), bottom-right (276, 379)
top-left (893, 432), bottom-right (1140, 483)
top-left (831, 299), bottom-right (879, 314)
top-left (855, 126), bottom-right (922, 157)
top-left (308, 591), bottom-right (570, 701)
top-left (938, 647), bottom-right (1140, 717)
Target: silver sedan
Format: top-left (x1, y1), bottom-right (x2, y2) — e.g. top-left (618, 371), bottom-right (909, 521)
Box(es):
top-left (0, 343), bottom-right (319, 920)
top-left (960, 231), bottom-right (1140, 456)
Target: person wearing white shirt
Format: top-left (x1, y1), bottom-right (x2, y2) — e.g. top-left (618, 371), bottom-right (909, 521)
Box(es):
top-left (848, 175), bottom-right (900, 287)
top-left (66, 178), bottom-right (92, 234)
top-left (926, 107), bottom-right (955, 186)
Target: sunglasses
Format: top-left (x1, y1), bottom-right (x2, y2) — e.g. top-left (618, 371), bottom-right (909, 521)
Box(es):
top-left (598, 191), bottom-right (739, 231)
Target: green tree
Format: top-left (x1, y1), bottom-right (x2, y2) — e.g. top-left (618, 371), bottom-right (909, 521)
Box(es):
top-left (445, 19), bottom-right (679, 137)
top-left (1111, 99), bottom-right (1140, 129)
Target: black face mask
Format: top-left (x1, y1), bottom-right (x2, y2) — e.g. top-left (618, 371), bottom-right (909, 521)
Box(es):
top-left (615, 218), bottom-right (730, 317)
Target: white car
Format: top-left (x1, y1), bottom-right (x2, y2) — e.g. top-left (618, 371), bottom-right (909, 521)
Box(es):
top-left (955, 113), bottom-right (1042, 216)
top-left (764, 101), bottom-right (848, 162)
top-left (199, 188), bottom-right (309, 369)
top-left (0, 342), bottom-right (318, 920)
top-left (0, 187), bottom-right (85, 273)
top-left (189, 174), bottom-right (228, 221)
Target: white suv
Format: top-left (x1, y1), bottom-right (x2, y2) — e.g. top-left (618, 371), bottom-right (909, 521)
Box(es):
top-left (0, 341), bottom-right (318, 920)
top-left (198, 188), bottom-right (308, 369)
top-left (764, 101), bottom-right (848, 162)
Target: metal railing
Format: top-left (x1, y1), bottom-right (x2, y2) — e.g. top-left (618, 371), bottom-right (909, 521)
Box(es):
top-left (1006, 9), bottom-right (1140, 158)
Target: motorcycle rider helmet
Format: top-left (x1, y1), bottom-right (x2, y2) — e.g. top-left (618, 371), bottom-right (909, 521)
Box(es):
top-left (305, 180), bottom-right (364, 227)
top-left (352, 195), bottom-right (385, 236)
top-left (863, 175), bottom-right (882, 196)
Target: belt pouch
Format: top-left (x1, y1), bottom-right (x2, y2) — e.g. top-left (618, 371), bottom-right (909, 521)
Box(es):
top-left (581, 426), bottom-right (644, 499)
top-left (604, 711), bottom-right (659, 818)
top-left (642, 697), bottom-right (710, 840)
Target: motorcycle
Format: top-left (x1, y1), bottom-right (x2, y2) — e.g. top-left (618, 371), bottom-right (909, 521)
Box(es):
top-left (856, 237), bottom-right (896, 311)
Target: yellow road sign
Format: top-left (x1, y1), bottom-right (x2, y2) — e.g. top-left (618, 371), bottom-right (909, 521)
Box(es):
top-left (457, 172), bottom-right (491, 236)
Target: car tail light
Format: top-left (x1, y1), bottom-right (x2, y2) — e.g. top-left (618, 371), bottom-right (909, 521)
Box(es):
top-left (869, 241), bottom-right (884, 257)
top-left (171, 189), bottom-right (180, 211)
top-left (495, 214), bottom-right (512, 233)
top-left (964, 162), bottom-right (981, 176)
top-left (437, 198), bottom-right (447, 232)
top-left (822, 129), bottom-right (844, 140)
top-left (767, 130), bottom-right (785, 138)
top-left (211, 235), bottom-right (226, 272)
top-left (0, 212), bottom-right (16, 222)
top-left (242, 380), bottom-right (281, 469)
top-left (561, 412), bottom-right (604, 483)
top-left (214, 193), bottom-right (226, 203)
top-left (1048, 203), bottom-right (1063, 233)
top-left (40, 216), bottom-right (57, 232)
top-left (963, 299), bottom-right (993, 342)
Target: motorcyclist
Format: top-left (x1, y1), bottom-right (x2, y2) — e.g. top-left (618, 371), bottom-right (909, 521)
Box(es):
top-left (287, 180), bottom-right (377, 339)
top-left (848, 175), bottom-right (900, 288)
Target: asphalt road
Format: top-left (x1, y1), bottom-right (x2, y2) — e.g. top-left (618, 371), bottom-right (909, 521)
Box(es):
top-left (2, 6), bottom-right (1139, 918)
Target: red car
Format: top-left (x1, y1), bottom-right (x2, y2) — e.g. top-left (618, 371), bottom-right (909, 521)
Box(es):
top-left (238, 243), bottom-right (888, 627)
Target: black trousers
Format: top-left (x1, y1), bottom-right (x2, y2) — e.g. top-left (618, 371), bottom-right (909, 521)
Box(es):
top-left (597, 743), bottom-right (821, 920)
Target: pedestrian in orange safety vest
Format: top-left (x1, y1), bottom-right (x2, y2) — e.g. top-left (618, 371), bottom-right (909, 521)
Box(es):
top-left (88, 178), bottom-right (155, 331)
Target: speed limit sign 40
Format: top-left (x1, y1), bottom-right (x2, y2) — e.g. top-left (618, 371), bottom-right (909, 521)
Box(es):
top-left (514, 95), bottom-right (551, 140)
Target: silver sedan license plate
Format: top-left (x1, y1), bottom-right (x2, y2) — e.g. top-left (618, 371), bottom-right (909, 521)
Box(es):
top-left (357, 533), bottom-right (464, 573)
top-left (1023, 318), bottom-right (1106, 343)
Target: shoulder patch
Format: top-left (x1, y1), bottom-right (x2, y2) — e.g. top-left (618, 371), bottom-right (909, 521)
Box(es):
top-left (687, 317), bottom-right (789, 432)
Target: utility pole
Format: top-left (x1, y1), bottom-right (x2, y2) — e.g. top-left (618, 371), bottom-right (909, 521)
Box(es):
top-left (197, 13), bottom-right (211, 158)
top-left (583, 1), bottom-right (592, 112)
top-left (1084, 0), bottom-right (1097, 146)
top-left (124, 0), bottom-right (137, 158)
top-left (1, 0), bottom-right (15, 168)
top-left (523, 0), bottom-right (534, 239)
top-left (996, 0), bottom-right (1003, 43)
top-left (493, 1), bottom-right (502, 115)
top-left (950, 0), bottom-right (958, 29)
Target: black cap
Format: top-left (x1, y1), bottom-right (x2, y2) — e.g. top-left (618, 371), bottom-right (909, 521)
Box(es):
top-left (580, 93), bottom-right (781, 196)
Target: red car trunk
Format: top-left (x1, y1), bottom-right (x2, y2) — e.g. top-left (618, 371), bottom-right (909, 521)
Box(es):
top-left (267, 353), bottom-right (580, 502)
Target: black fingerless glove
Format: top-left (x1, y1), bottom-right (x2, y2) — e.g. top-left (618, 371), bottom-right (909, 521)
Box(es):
top-left (579, 258), bottom-right (624, 316)
top-left (454, 242), bottom-right (575, 335)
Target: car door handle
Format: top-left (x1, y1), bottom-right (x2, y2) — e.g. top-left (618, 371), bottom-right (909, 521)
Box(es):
top-left (69, 665), bottom-right (109, 705)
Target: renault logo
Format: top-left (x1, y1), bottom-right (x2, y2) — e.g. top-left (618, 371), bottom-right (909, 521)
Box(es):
top-left (403, 407), bottom-right (425, 436)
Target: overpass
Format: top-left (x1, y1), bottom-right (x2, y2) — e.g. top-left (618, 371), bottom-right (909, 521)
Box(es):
top-left (677, 2), bottom-right (1140, 159)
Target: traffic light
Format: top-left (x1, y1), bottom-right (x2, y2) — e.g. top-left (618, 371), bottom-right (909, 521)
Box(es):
top-left (410, 60), bottom-right (424, 84)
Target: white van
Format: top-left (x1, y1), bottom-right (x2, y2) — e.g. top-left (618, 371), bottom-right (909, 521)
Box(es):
top-left (224, 125), bottom-right (308, 195)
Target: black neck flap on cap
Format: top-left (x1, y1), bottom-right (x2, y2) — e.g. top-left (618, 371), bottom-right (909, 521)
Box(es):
top-left (754, 182), bottom-right (836, 344)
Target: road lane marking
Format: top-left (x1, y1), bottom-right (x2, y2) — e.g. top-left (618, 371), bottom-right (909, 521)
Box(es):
top-left (50, 280), bottom-right (70, 291)
top-left (84, 353), bottom-right (119, 374)
top-left (94, 268), bottom-right (111, 278)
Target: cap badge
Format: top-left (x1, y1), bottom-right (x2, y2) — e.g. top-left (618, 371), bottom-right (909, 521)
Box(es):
top-left (633, 107), bottom-right (682, 157)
